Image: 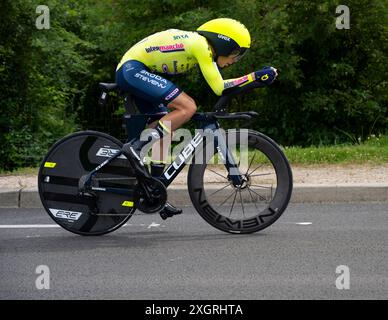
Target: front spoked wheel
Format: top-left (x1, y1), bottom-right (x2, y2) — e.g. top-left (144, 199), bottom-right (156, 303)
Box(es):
top-left (38, 131), bottom-right (138, 236)
top-left (188, 129), bottom-right (293, 234)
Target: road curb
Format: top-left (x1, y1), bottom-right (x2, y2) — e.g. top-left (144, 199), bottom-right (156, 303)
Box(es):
top-left (0, 188), bottom-right (20, 208)
top-left (291, 183), bottom-right (388, 203)
top-left (19, 187), bottom-right (41, 208)
top-left (0, 184), bottom-right (387, 208)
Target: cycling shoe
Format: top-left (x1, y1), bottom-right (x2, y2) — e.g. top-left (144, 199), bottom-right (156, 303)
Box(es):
top-left (159, 202), bottom-right (182, 220)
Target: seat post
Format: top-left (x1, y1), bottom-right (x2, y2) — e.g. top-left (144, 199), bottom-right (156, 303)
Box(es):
top-left (124, 94), bottom-right (138, 115)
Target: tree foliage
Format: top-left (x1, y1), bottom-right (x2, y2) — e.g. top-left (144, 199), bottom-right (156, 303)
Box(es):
top-left (0, 0), bottom-right (387, 170)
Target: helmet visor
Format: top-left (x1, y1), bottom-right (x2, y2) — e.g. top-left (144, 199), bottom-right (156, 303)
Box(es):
top-left (232, 48), bottom-right (248, 62)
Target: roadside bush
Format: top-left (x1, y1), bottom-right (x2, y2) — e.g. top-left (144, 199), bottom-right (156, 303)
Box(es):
top-left (1, 0), bottom-right (387, 171)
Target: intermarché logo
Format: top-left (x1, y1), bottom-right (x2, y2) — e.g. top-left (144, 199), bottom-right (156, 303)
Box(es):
top-left (145, 43), bottom-right (185, 53)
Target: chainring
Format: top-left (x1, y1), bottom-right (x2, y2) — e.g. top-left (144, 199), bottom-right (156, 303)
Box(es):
top-left (136, 177), bottom-right (167, 213)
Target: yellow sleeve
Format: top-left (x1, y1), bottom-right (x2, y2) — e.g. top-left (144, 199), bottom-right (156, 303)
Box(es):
top-left (191, 36), bottom-right (255, 96)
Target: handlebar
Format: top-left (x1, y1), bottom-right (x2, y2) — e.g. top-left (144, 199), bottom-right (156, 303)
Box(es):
top-left (191, 110), bottom-right (259, 122)
top-left (213, 81), bottom-right (266, 112)
top-left (213, 111), bottom-right (259, 120)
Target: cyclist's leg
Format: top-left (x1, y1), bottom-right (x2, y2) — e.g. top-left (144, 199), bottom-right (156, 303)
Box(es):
top-left (116, 60), bottom-right (197, 131)
top-left (139, 92), bottom-right (198, 164)
top-left (116, 60), bottom-right (192, 160)
top-left (133, 96), bottom-right (171, 164)
top-left (116, 59), bottom-right (175, 144)
top-left (133, 96), bottom-right (167, 125)
top-left (160, 92), bottom-right (197, 131)
top-left (116, 60), bottom-right (185, 216)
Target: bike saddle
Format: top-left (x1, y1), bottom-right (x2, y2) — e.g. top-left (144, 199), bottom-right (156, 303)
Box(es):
top-left (99, 82), bottom-right (119, 91)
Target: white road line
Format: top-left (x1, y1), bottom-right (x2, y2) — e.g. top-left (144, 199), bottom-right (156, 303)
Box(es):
top-left (0, 225), bottom-right (60, 228)
top-left (147, 222), bottom-right (161, 229)
top-left (280, 222), bottom-right (313, 226)
top-left (0, 223), bottom-right (164, 229)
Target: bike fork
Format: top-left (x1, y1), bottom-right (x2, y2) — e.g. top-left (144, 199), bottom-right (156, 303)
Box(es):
top-left (206, 125), bottom-right (245, 187)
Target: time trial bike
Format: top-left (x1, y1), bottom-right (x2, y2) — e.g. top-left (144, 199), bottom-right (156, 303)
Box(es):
top-left (38, 81), bottom-right (293, 235)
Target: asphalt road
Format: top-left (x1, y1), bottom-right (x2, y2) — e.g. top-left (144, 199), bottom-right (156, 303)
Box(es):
top-left (0, 203), bottom-right (387, 300)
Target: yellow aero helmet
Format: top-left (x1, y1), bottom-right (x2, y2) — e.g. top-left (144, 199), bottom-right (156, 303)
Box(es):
top-left (197, 18), bottom-right (251, 59)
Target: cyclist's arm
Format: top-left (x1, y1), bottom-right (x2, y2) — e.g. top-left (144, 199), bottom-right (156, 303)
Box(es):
top-left (192, 41), bottom-right (256, 96)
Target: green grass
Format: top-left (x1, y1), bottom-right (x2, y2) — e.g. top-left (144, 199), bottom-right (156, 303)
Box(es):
top-left (215, 135), bottom-right (388, 166)
top-left (283, 134), bottom-right (388, 165)
top-left (0, 135), bottom-right (387, 175)
top-left (0, 167), bottom-right (39, 176)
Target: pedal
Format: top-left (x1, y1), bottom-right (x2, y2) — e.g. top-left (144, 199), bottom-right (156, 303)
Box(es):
top-left (159, 211), bottom-right (182, 220)
top-left (159, 211), bottom-right (173, 220)
top-left (159, 203), bottom-right (182, 220)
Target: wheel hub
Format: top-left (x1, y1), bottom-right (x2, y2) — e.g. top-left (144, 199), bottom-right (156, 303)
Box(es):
top-left (231, 174), bottom-right (250, 189)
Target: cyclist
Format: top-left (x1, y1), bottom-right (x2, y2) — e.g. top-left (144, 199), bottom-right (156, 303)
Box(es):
top-left (115, 18), bottom-right (278, 219)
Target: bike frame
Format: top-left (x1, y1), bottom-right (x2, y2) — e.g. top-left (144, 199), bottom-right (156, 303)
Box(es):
top-left (82, 81), bottom-right (264, 197)
top-left (81, 114), bottom-right (243, 197)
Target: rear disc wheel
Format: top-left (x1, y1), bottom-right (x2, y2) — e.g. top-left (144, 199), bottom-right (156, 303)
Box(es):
top-left (38, 131), bottom-right (138, 236)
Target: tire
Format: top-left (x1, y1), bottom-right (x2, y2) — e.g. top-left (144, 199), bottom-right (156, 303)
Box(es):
top-left (188, 129), bottom-right (293, 234)
top-left (38, 131), bottom-right (138, 236)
